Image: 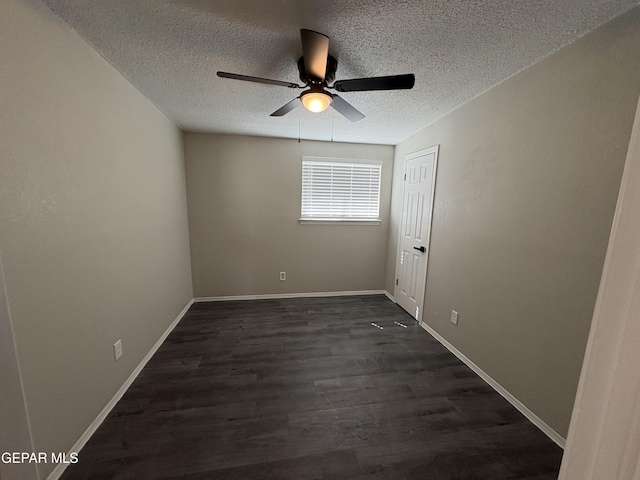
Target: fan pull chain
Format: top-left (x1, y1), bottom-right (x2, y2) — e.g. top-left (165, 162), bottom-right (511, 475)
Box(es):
top-left (298, 107), bottom-right (301, 143)
top-left (331, 107), bottom-right (334, 142)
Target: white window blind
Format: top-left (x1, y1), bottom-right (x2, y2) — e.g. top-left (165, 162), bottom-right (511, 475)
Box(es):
top-left (301, 158), bottom-right (382, 220)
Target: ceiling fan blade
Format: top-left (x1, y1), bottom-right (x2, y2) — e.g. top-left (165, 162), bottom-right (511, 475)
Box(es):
top-left (270, 97), bottom-right (301, 117)
top-left (217, 71), bottom-right (301, 89)
top-left (300, 29), bottom-right (329, 81)
top-left (330, 95), bottom-right (365, 122)
top-left (333, 74), bottom-right (415, 92)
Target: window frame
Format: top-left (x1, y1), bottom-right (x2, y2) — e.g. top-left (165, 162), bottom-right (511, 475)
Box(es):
top-left (299, 156), bottom-right (383, 225)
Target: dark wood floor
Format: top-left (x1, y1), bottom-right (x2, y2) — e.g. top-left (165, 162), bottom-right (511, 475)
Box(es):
top-left (61, 295), bottom-right (563, 479)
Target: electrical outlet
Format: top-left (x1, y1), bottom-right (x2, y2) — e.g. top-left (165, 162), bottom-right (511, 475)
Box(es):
top-left (279, 272), bottom-right (286, 281)
top-left (451, 310), bottom-right (459, 325)
top-left (114, 339), bottom-right (123, 360)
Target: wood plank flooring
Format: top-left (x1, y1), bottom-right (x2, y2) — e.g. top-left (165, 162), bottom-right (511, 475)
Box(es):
top-left (61, 295), bottom-right (563, 479)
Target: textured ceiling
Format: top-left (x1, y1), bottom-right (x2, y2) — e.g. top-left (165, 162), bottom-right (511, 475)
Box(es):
top-left (41, 0), bottom-right (640, 145)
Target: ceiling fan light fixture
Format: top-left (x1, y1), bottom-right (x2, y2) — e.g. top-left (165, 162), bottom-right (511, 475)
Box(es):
top-left (301, 90), bottom-right (332, 113)
top-left (219, 29), bottom-right (415, 122)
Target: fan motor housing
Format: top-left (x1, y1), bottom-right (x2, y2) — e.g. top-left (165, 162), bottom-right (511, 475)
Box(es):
top-left (298, 55), bottom-right (337, 85)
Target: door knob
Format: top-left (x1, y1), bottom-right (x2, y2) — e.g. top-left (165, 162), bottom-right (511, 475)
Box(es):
top-left (413, 246), bottom-right (426, 253)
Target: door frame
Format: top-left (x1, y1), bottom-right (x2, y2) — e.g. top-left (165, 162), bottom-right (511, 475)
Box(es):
top-left (557, 93), bottom-right (640, 480)
top-left (393, 145), bottom-right (439, 322)
top-left (0, 255), bottom-right (39, 480)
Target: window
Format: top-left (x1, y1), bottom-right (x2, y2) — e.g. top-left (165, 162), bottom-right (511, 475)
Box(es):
top-left (301, 157), bottom-right (382, 222)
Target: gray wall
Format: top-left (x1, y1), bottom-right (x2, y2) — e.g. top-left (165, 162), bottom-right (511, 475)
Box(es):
top-left (386, 7), bottom-right (640, 438)
top-left (0, 0), bottom-right (193, 478)
top-left (184, 133), bottom-right (394, 297)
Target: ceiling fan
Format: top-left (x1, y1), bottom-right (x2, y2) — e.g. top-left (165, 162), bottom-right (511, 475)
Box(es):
top-left (217, 29), bottom-right (415, 122)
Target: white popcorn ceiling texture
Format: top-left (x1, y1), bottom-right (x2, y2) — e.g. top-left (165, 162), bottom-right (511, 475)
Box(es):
top-left (41, 0), bottom-right (640, 145)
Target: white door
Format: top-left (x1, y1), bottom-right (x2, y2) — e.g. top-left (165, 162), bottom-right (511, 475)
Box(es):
top-left (395, 146), bottom-right (438, 321)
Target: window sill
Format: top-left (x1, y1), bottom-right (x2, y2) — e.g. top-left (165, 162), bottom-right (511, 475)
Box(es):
top-left (299, 218), bottom-right (381, 225)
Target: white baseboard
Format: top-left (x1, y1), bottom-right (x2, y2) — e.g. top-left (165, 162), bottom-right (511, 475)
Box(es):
top-left (47, 299), bottom-right (194, 480)
top-left (418, 321), bottom-right (566, 449)
top-left (194, 290), bottom-right (386, 302)
top-left (384, 291), bottom-right (395, 303)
